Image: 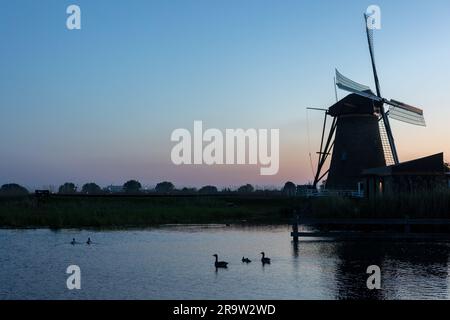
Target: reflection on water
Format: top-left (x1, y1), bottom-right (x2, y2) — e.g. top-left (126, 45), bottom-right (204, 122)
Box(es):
top-left (0, 226), bottom-right (449, 300)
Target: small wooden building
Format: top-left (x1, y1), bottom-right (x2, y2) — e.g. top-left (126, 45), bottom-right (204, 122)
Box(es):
top-left (361, 153), bottom-right (449, 197)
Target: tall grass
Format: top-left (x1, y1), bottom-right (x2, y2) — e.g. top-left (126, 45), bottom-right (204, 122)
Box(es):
top-left (310, 190), bottom-right (450, 219)
top-left (1, 191), bottom-right (449, 228)
top-left (0, 196), bottom-right (297, 229)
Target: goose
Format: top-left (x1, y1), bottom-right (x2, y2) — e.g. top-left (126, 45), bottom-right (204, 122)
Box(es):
top-left (242, 257), bottom-right (251, 263)
top-left (70, 238), bottom-right (76, 245)
top-left (86, 237), bottom-right (92, 245)
top-left (213, 254), bottom-right (228, 268)
top-left (260, 252), bottom-right (271, 264)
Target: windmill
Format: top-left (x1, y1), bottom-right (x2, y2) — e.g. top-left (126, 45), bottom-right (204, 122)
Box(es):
top-left (312, 13), bottom-right (426, 190)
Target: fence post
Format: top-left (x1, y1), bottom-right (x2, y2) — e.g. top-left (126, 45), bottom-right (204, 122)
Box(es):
top-left (404, 217), bottom-right (411, 233)
top-left (292, 213), bottom-right (299, 243)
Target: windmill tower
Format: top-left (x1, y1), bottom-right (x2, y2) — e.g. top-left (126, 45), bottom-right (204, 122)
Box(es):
top-left (312, 13), bottom-right (426, 190)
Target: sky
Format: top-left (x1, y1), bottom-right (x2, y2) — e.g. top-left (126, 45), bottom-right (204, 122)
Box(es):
top-left (1, 0), bottom-right (450, 190)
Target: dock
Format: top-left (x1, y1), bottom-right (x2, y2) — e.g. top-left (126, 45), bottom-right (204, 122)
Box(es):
top-left (291, 218), bottom-right (450, 242)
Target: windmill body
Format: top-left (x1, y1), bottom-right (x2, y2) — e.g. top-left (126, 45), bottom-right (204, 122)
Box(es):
top-left (325, 94), bottom-right (386, 190)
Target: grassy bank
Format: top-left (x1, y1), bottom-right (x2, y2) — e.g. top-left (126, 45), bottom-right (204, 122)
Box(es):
top-left (0, 195), bottom-right (300, 229)
top-left (309, 190), bottom-right (450, 219)
top-left (1, 191), bottom-right (449, 229)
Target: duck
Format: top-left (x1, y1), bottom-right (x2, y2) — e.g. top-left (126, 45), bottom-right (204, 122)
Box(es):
top-left (242, 257), bottom-right (251, 263)
top-left (86, 237), bottom-right (92, 245)
top-left (213, 254), bottom-right (228, 268)
top-left (260, 252), bottom-right (271, 264)
top-left (70, 238), bottom-right (76, 245)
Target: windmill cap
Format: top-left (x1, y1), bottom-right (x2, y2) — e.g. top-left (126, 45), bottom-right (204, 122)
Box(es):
top-left (328, 93), bottom-right (382, 117)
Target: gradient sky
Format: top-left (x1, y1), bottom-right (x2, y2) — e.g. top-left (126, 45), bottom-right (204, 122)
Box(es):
top-left (1, 0), bottom-right (450, 190)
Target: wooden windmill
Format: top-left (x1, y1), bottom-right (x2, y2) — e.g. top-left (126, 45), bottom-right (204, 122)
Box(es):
top-left (313, 14), bottom-right (426, 190)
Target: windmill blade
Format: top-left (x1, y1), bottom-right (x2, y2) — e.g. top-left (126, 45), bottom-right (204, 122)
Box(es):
top-left (336, 69), bottom-right (372, 94)
top-left (378, 117), bottom-right (396, 165)
top-left (365, 16), bottom-right (375, 58)
top-left (363, 14), bottom-right (399, 164)
top-left (335, 69), bottom-right (381, 101)
top-left (386, 99), bottom-right (426, 126)
top-left (364, 13), bottom-right (382, 98)
top-left (389, 99), bottom-right (424, 115)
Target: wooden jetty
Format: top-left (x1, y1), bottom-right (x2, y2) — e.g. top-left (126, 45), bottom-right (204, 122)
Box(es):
top-left (291, 218), bottom-right (450, 242)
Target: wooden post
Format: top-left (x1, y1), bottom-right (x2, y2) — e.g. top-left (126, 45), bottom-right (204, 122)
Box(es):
top-left (292, 213), bottom-right (299, 243)
top-left (404, 217), bottom-right (411, 233)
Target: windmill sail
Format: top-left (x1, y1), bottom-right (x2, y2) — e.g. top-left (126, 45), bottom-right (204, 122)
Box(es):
top-left (363, 12), bottom-right (399, 165)
top-left (378, 119), bottom-right (396, 165)
top-left (335, 69), bottom-right (382, 101)
top-left (364, 13), bottom-right (381, 97)
top-left (386, 99), bottom-right (426, 126)
top-left (335, 69), bottom-right (426, 123)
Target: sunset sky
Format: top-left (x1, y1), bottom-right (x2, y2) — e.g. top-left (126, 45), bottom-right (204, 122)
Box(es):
top-left (1, 0), bottom-right (449, 189)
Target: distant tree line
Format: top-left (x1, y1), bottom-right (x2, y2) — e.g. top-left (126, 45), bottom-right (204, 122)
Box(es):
top-left (0, 180), bottom-right (314, 197)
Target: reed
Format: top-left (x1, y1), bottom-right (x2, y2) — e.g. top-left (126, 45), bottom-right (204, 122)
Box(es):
top-left (1, 191), bottom-right (449, 229)
top-left (310, 190), bottom-right (450, 219)
top-left (0, 195), bottom-right (297, 228)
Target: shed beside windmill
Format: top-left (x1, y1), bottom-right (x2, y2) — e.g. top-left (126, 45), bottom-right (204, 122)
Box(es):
top-left (361, 153), bottom-right (449, 198)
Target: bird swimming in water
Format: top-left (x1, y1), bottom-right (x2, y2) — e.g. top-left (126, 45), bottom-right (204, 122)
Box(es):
top-left (260, 252), bottom-right (271, 264)
top-left (86, 237), bottom-right (92, 245)
top-left (213, 254), bottom-right (228, 268)
top-left (70, 238), bottom-right (76, 245)
top-left (242, 257), bottom-right (251, 263)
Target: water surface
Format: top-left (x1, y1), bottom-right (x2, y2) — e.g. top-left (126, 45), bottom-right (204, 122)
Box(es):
top-left (0, 226), bottom-right (449, 299)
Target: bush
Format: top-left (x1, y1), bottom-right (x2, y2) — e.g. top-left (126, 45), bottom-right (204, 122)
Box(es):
top-left (199, 185), bottom-right (218, 194)
top-left (123, 180), bottom-right (142, 193)
top-left (58, 183), bottom-right (77, 194)
top-left (237, 184), bottom-right (254, 194)
top-left (0, 184), bottom-right (29, 196)
top-left (155, 181), bottom-right (175, 193)
top-left (81, 183), bottom-right (102, 194)
top-left (283, 182), bottom-right (296, 197)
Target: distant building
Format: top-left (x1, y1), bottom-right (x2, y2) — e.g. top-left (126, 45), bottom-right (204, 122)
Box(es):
top-left (104, 185), bottom-right (123, 193)
top-left (362, 153), bottom-right (450, 198)
top-left (296, 184), bottom-right (315, 197)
